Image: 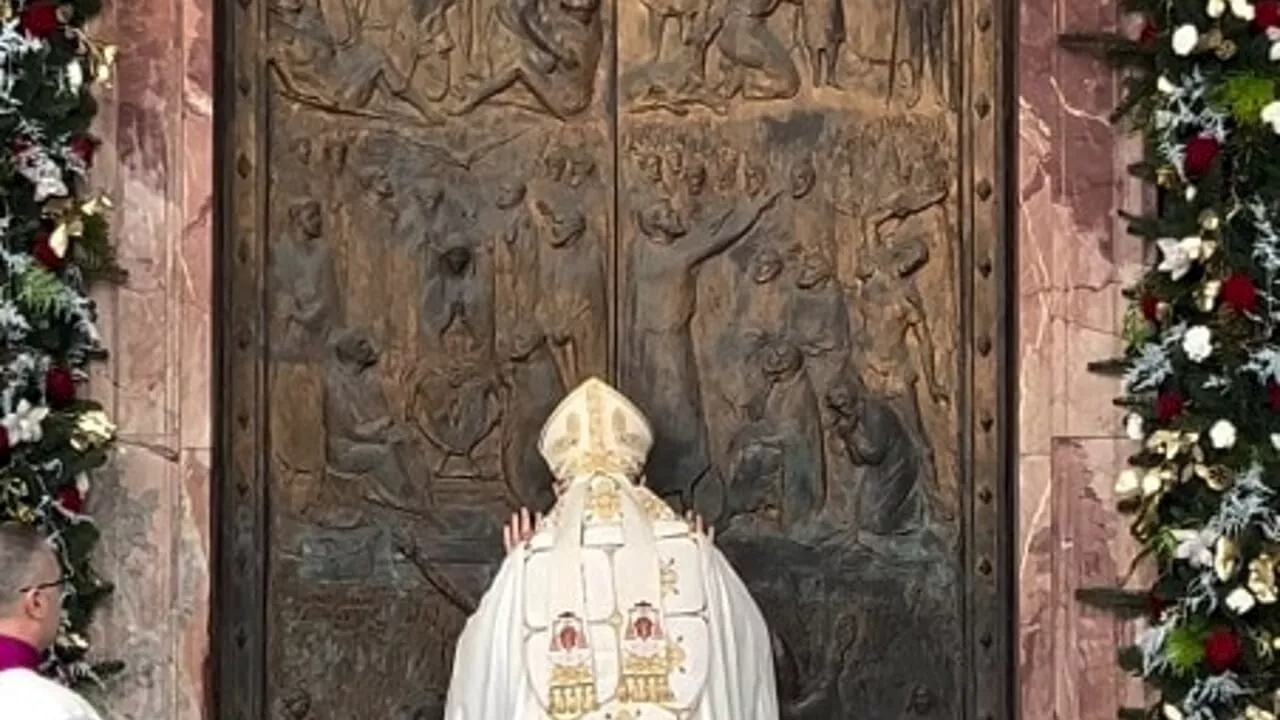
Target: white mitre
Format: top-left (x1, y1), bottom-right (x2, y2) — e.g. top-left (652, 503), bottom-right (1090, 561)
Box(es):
top-left (524, 377), bottom-right (710, 719)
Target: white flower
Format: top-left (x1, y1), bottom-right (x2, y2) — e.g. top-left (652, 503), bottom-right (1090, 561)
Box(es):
top-left (1227, 586), bottom-right (1258, 614)
top-left (1157, 75), bottom-right (1176, 94)
top-left (1272, 433), bottom-right (1280, 451)
top-left (1157, 236), bottom-right (1205, 280)
top-left (1172, 527), bottom-right (1219, 567)
top-left (1209, 0), bottom-right (1227, 17)
top-left (1210, 419), bottom-right (1238, 449)
top-left (1115, 469), bottom-right (1141, 499)
top-left (1266, 102), bottom-right (1280, 136)
top-left (1172, 24), bottom-right (1200, 55)
top-left (1185, 185), bottom-right (1198, 201)
top-left (1125, 413), bottom-right (1145, 441)
top-left (13, 147), bottom-right (68, 202)
top-left (1231, 0), bottom-right (1256, 19)
top-left (2, 400), bottom-right (48, 446)
top-left (1182, 325), bottom-right (1213, 362)
top-left (1164, 703), bottom-right (1186, 720)
top-left (65, 60), bottom-right (82, 93)
top-left (1270, 41), bottom-right (1280, 61)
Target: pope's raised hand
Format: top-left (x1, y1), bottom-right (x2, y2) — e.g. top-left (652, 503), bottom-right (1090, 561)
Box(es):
top-left (502, 507), bottom-right (539, 553)
top-left (685, 510), bottom-right (715, 543)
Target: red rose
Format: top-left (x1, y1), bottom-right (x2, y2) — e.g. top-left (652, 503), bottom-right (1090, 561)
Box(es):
top-left (1155, 391), bottom-right (1185, 422)
top-left (69, 135), bottom-right (97, 166)
top-left (44, 366), bottom-right (76, 408)
top-left (31, 233), bottom-right (62, 271)
top-left (1184, 135), bottom-right (1220, 178)
top-left (1138, 19), bottom-right (1159, 46)
top-left (1255, 0), bottom-right (1280, 30)
top-left (1140, 294), bottom-right (1161, 323)
top-left (56, 486), bottom-right (83, 514)
top-left (1204, 628), bottom-right (1243, 672)
top-left (1221, 272), bottom-right (1259, 313)
top-left (19, 1), bottom-right (60, 38)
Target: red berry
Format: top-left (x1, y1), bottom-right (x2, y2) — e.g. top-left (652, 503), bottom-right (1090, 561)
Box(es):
top-left (1255, 0), bottom-right (1280, 29)
top-left (1184, 135), bottom-right (1220, 178)
top-left (1204, 628), bottom-right (1243, 672)
top-left (69, 135), bottom-right (97, 166)
top-left (44, 366), bottom-right (76, 409)
top-left (1140, 294), bottom-right (1161, 323)
top-left (31, 233), bottom-right (62, 271)
top-left (1155, 391), bottom-right (1185, 422)
top-left (1145, 592), bottom-right (1166, 620)
top-left (1221, 272), bottom-right (1259, 313)
top-left (19, 1), bottom-right (60, 38)
top-left (55, 486), bottom-right (83, 514)
top-left (1139, 19), bottom-right (1159, 46)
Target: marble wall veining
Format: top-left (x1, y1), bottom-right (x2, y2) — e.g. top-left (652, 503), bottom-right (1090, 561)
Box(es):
top-left (84, 0), bottom-right (212, 716)
top-left (1016, 0), bottom-right (1149, 717)
top-left (80, 0), bottom-right (1142, 715)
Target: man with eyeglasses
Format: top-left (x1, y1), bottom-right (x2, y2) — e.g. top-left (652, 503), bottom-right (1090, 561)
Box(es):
top-left (0, 523), bottom-right (102, 719)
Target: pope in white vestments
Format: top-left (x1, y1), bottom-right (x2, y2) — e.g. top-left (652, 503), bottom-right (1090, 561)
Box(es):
top-left (444, 377), bottom-right (780, 719)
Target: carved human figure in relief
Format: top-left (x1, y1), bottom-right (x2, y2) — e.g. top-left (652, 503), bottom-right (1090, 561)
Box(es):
top-left (721, 246), bottom-right (788, 413)
top-left (443, 377), bottom-right (780, 719)
top-left (788, 0), bottom-right (845, 88)
top-left (785, 250), bottom-right (849, 394)
top-left (452, 0), bottom-right (603, 118)
top-left (624, 188), bottom-right (779, 507)
top-left (322, 330), bottom-right (421, 510)
top-left (273, 200), bottom-right (340, 362)
top-left (854, 235), bottom-right (946, 411)
top-left (725, 341), bottom-right (825, 530)
top-left (709, 0), bottom-right (800, 100)
top-left (499, 329), bottom-right (563, 512)
top-left (825, 378), bottom-right (924, 534)
top-left (531, 150), bottom-right (608, 383)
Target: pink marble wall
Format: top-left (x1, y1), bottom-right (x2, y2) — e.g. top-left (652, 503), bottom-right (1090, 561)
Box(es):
top-left (1017, 0), bottom-right (1149, 717)
top-left (82, 0), bottom-right (213, 717)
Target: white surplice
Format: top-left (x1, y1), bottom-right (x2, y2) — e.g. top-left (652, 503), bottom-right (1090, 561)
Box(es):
top-left (0, 669), bottom-right (104, 720)
top-left (444, 378), bottom-right (779, 720)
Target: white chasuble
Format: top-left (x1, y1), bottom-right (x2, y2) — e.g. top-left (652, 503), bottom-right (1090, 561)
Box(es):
top-left (443, 378), bottom-right (779, 720)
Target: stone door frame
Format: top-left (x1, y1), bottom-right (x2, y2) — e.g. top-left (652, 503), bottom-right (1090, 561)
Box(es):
top-left (207, 0), bottom-right (1021, 715)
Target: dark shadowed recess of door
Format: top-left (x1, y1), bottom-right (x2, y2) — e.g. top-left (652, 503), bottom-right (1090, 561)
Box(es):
top-left (212, 0), bottom-right (1017, 716)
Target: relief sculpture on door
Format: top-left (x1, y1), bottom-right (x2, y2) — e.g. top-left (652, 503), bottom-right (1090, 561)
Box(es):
top-left (222, 0), bottom-right (1008, 714)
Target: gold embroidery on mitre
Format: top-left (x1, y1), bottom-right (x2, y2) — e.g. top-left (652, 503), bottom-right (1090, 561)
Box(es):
top-left (617, 602), bottom-right (677, 704)
top-left (547, 613), bottom-right (598, 718)
top-left (539, 378), bottom-right (653, 484)
top-left (611, 407), bottom-right (649, 454)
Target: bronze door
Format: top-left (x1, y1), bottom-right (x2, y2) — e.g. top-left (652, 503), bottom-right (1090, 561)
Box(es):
top-left (216, 0), bottom-right (1014, 715)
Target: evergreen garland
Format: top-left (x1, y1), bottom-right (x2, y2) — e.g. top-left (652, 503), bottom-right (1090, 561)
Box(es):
top-left (0, 0), bottom-right (122, 687)
top-left (1067, 0), bottom-right (1280, 717)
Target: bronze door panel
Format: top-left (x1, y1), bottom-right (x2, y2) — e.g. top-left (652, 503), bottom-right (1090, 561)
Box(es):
top-left (216, 0), bottom-right (1013, 715)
